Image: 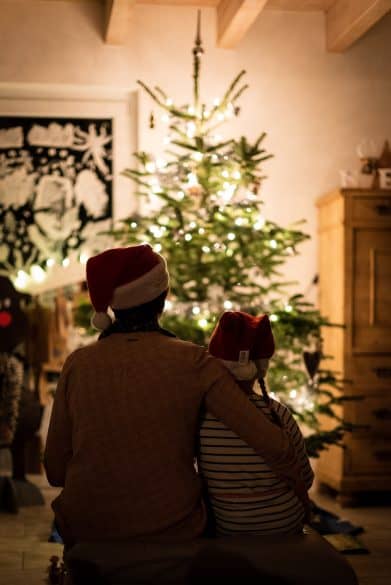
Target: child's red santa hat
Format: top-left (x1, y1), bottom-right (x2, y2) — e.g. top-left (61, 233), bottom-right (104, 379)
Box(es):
top-left (208, 311), bottom-right (275, 380)
top-left (86, 244), bottom-right (169, 330)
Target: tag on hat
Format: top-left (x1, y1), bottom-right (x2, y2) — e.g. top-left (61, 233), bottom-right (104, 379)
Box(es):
top-left (239, 350), bottom-right (250, 364)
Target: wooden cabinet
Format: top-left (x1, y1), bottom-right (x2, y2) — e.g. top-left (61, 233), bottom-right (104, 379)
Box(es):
top-left (316, 189), bottom-right (391, 504)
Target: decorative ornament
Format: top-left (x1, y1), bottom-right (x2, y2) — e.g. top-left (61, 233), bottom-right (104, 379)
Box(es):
top-left (186, 185), bottom-right (203, 198)
top-left (356, 138), bottom-right (383, 188)
top-left (47, 555), bottom-right (65, 585)
top-left (303, 350), bottom-right (321, 381)
top-left (378, 140), bottom-right (391, 168)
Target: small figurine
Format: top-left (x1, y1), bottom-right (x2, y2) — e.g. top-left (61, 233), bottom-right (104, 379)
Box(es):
top-left (47, 555), bottom-right (67, 584)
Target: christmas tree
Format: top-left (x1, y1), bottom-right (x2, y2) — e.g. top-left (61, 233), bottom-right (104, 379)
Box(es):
top-left (110, 14), bottom-right (349, 457)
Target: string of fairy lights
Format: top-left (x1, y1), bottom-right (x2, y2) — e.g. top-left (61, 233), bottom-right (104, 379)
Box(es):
top-left (13, 251), bottom-right (90, 290)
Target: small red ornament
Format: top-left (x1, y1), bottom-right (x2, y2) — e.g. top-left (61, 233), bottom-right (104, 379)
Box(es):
top-left (0, 311), bottom-right (12, 328)
top-left (186, 185), bottom-right (203, 198)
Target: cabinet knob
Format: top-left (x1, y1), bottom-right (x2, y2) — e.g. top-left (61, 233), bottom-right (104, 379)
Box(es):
top-left (372, 368), bottom-right (391, 378)
top-left (374, 450), bottom-right (391, 461)
top-left (372, 408), bottom-right (391, 420)
top-left (374, 204), bottom-right (391, 215)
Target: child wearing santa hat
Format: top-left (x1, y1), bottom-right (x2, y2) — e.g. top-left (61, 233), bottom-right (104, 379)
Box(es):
top-left (198, 311), bottom-right (314, 536)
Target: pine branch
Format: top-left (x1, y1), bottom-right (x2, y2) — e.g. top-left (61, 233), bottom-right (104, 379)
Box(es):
top-left (154, 86), bottom-right (168, 100)
top-left (231, 84), bottom-right (250, 103)
top-left (221, 70), bottom-right (247, 104)
top-left (137, 80), bottom-right (164, 107)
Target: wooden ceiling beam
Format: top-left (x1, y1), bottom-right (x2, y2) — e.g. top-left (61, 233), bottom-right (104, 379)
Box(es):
top-left (104, 0), bottom-right (133, 45)
top-left (326, 0), bottom-right (391, 52)
top-left (217, 0), bottom-right (268, 49)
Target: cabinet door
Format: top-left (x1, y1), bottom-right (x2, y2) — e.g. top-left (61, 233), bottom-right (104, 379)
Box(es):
top-left (352, 228), bottom-right (391, 353)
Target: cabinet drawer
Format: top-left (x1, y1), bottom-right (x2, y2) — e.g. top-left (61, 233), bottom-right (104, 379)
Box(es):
top-left (348, 356), bottom-right (391, 392)
top-left (352, 196), bottom-right (391, 223)
top-left (346, 437), bottom-right (391, 475)
top-left (349, 395), bottom-right (391, 437)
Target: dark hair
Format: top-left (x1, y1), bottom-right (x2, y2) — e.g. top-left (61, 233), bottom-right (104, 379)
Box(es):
top-left (99, 290), bottom-right (168, 339)
top-left (113, 290), bottom-right (168, 325)
top-left (258, 377), bottom-right (282, 428)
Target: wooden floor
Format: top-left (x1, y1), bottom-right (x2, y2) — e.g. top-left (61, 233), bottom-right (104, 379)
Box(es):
top-left (313, 488), bottom-right (391, 585)
top-left (0, 474), bottom-right (62, 585)
top-left (0, 474), bottom-right (390, 585)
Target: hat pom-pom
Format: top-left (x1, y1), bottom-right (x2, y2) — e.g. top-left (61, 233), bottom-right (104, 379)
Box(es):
top-left (91, 311), bottom-right (112, 331)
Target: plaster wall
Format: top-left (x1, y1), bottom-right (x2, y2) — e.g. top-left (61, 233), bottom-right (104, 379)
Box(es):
top-left (0, 1), bottom-right (390, 300)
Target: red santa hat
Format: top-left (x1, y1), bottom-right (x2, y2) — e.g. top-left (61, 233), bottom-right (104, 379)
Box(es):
top-left (86, 244), bottom-right (169, 330)
top-left (208, 311), bottom-right (275, 380)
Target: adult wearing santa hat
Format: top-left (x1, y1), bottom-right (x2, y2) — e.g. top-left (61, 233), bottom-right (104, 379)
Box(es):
top-left (44, 244), bottom-right (308, 547)
top-left (86, 244), bottom-right (170, 332)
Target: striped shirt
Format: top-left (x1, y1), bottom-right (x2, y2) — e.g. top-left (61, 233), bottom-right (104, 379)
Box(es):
top-left (198, 393), bottom-right (314, 535)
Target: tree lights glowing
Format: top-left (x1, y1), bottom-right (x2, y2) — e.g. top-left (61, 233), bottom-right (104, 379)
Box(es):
top-left (12, 251), bottom-right (91, 289)
top-left (110, 16), bottom-right (348, 457)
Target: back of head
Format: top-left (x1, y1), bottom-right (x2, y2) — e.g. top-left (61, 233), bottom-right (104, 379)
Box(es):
top-left (208, 311), bottom-right (275, 380)
top-left (86, 244), bottom-right (169, 331)
top-left (112, 290), bottom-right (168, 327)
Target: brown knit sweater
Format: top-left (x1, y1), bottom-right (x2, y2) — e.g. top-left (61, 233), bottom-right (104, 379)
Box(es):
top-left (44, 332), bottom-right (306, 544)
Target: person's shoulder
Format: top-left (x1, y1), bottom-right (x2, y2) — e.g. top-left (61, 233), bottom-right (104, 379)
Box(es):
top-left (164, 336), bottom-right (208, 359)
top-left (170, 337), bottom-right (203, 350)
top-left (160, 336), bottom-right (228, 371)
top-left (61, 341), bottom-right (100, 370)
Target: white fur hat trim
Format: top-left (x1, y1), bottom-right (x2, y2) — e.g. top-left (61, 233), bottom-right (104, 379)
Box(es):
top-left (221, 359), bottom-right (258, 381)
top-left (111, 257), bottom-right (169, 310)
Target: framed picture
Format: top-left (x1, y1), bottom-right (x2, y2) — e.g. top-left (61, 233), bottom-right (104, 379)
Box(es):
top-left (0, 84), bottom-right (137, 292)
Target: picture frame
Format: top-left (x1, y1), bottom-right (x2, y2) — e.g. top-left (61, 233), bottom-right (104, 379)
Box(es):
top-left (0, 83), bottom-right (138, 292)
